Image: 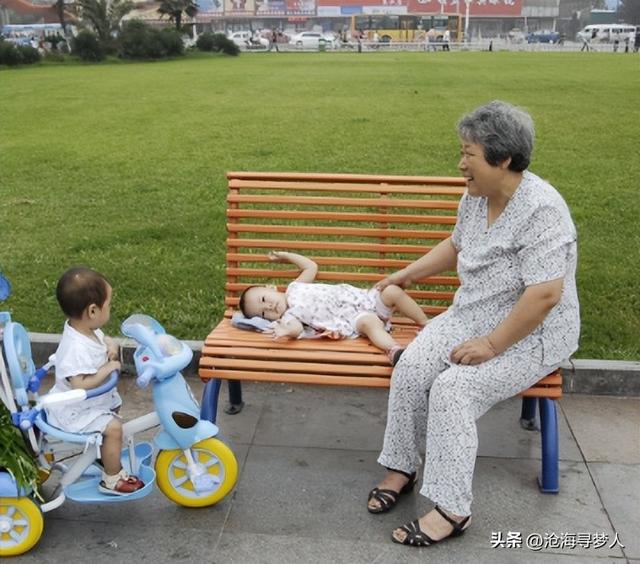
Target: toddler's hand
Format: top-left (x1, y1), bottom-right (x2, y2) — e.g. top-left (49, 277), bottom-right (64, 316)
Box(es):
top-left (104, 337), bottom-right (119, 361)
top-left (318, 330), bottom-right (342, 340)
top-left (107, 359), bottom-right (122, 373)
top-left (263, 321), bottom-right (293, 340)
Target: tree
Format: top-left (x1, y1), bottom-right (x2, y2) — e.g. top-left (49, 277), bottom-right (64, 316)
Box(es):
top-left (77, 0), bottom-right (134, 44)
top-left (620, 0), bottom-right (640, 24)
top-left (55, 0), bottom-right (67, 34)
top-left (157, 0), bottom-right (198, 31)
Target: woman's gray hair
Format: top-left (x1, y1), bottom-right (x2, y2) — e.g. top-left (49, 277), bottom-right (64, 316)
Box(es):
top-left (457, 101), bottom-right (535, 172)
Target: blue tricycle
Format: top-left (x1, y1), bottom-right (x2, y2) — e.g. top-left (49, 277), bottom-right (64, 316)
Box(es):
top-left (0, 312), bottom-right (238, 556)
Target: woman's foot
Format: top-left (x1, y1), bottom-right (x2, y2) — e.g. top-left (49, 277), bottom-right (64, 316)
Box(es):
top-left (367, 469), bottom-right (415, 513)
top-left (387, 346), bottom-right (405, 367)
top-left (391, 506), bottom-right (471, 546)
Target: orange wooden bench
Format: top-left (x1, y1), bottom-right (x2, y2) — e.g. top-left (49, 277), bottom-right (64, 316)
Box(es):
top-left (199, 171), bottom-right (563, 492)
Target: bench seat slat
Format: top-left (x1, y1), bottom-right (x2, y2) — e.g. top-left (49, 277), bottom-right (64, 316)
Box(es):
top-left (227, 210), bottom-right (458, 225)
top-left (224, 273), bottom-right (460, 285)
top-left (227, 223), bottom-right (452, 240)
top-left (227, 171), bottom-right (467, 186)
top-left (228, 194), bottom-right (460, 210)
top-left (201, 347), bottom-right (393, 364)
top-left (227, 238), bottom-right (436, 255)
top-left (200, 368), bottom-right (394, 388)
top-left (230, 179), bottom-right (466, 196)
top-left (204, 357), bottom-right (392, 376)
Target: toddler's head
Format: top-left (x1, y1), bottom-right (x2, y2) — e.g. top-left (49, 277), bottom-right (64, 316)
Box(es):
top-left (239, 285), bottom-right (287, 321)
top-left (56, 267), bottom-right (112, 328)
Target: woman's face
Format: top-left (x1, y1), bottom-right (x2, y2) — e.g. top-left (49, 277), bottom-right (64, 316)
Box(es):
top-left (457, 140), bottom-right (505, 197)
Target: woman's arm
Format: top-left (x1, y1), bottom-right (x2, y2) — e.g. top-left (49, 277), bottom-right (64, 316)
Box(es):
top-left (269, 251), bottom-right (318, 283)
top-left (450, 278), bottom-right (564, 365)
top-left (68, 359), bottom-right (121, 390)
top-left (376, 237), bottom-right (458, 290)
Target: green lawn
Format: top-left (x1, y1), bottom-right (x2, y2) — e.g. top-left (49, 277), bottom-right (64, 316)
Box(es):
top-left (1, 52), bottom-right (638, 359)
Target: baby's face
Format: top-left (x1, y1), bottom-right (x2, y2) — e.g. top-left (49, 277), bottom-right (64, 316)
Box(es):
top-left (243, 286), bottom-right (287, 321)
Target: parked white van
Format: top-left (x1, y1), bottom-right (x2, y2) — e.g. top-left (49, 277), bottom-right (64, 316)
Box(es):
top-left (577, 24), bottom-right (636, 44)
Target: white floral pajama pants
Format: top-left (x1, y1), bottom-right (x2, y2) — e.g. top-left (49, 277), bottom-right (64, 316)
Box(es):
top-left (377, 311), bottom-right (555, 516)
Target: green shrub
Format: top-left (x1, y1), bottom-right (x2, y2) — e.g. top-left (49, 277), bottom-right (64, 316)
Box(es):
top-left (16, 45), bottom-right (41, 64)
top-left (196, 31), bottom-right (216, 51)
top-left (72, 30), bottom-right (105, 62)
top-left (119, 20), bottom-right (186, 60)
top-left (159, 28), bottom-right (184, 57)
top-left (0, 41), bottom-right (42, 66)
top-left (0, 41), bottom-right (23, 66)
top-left (196, 32), bottom-right (239, 56)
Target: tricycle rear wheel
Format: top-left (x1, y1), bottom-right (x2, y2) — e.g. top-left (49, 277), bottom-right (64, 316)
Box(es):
top-left (0, 497), bottom-right (44, 556)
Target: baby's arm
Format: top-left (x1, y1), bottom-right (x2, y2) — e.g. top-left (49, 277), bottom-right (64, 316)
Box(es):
top-left (67, 359), bottom-right (121, 390)
top-left (269, 251), bottom-right (318, 283)
top-left (265, 318), bottom-right (304, 340)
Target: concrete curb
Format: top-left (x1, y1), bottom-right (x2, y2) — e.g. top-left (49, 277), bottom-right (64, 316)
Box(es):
top-left (25, 332), bottom-right (640, 397)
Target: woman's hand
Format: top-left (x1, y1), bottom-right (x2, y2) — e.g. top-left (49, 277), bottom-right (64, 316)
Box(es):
top-left (375, 270), bottom-right (413, 291)
top-left (450, 336), bottom-right (497, 365)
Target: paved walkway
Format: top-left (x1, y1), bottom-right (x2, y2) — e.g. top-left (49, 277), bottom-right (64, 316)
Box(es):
top-left (17, 377), bottom-right (639, 563)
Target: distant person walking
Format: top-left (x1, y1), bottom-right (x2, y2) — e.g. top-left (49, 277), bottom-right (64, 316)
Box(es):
top-left (270, 28), bottom-right (279, 52)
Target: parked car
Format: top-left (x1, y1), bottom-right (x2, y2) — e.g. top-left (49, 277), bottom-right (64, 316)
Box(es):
top-left (526, 30), bottom-right (560, 44)
top-left (507, 28), bottom-right (526, 43)
top-left (289, 31), bottom-right (334, 49)
top-left (576, 24), bottom-right (636, 44)
top-left (227, 31), bottom-right (269, 49)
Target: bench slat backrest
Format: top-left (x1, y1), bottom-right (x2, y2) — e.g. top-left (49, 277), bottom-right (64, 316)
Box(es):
top-left (224, 171), bottom-right (466, 320)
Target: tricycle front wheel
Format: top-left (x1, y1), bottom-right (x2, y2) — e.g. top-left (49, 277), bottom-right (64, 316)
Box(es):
top-left (155, 438), bottom-right (238, 507)
top-left (0, 497), bottom-right (44, 556)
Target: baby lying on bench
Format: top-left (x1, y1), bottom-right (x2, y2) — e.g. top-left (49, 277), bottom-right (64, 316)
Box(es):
top-left (238, 251), bottom-right (428, 365)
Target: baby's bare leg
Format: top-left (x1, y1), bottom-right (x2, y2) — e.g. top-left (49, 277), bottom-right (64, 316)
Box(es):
top-left (102, 419), bottom-right (123, 475)
top-left (356, 313), bottom-right (397, 351)
top-left (380, 284), bottom-right (428, 326)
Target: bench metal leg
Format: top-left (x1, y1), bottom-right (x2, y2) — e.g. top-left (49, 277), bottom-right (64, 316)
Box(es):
top-left (200, 379), bottom-right (222, 424)
top-left (225, 380), bottom-right (244, 415)
top-left (520, 397), bottom-right (538, 430)
top-left (537, 398), bottom-right (559, 494)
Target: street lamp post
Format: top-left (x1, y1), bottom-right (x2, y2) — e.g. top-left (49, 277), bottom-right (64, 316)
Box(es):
top-left (464, 0), bottom-right (471, 41)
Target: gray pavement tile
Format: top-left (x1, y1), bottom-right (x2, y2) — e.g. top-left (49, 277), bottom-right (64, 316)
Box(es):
top-left (245, 383), bottom-right (582, 462)
top-left (250, 383), bottom-right (388, 451)
top-left (560, 395), bottom-right (640, 464)
top-left (15, 520), bottom-right (224, 563)
top-left (213, 530), bottom-right (620, 564)
top-left (477, 397), bottom-right (582, 461)
top-left (224, 445), bottom-right (623, 558)
top-left (469, 458), bottom-right (623, 559)
top-left (588, 462), bottom-right (640, 559)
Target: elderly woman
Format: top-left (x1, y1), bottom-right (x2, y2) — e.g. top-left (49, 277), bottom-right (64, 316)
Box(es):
top-left (367, 101), bottom-right (580, 547)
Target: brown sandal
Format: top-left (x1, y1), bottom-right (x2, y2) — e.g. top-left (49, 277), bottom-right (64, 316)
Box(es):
top-left (367, 468), bottom-right (416, 514)
top-left (391, 505), bottom-right (471, 547)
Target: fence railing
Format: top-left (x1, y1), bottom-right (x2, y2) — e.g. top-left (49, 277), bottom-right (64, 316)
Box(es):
top-left (241, 40), bottom-right (634, 54)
